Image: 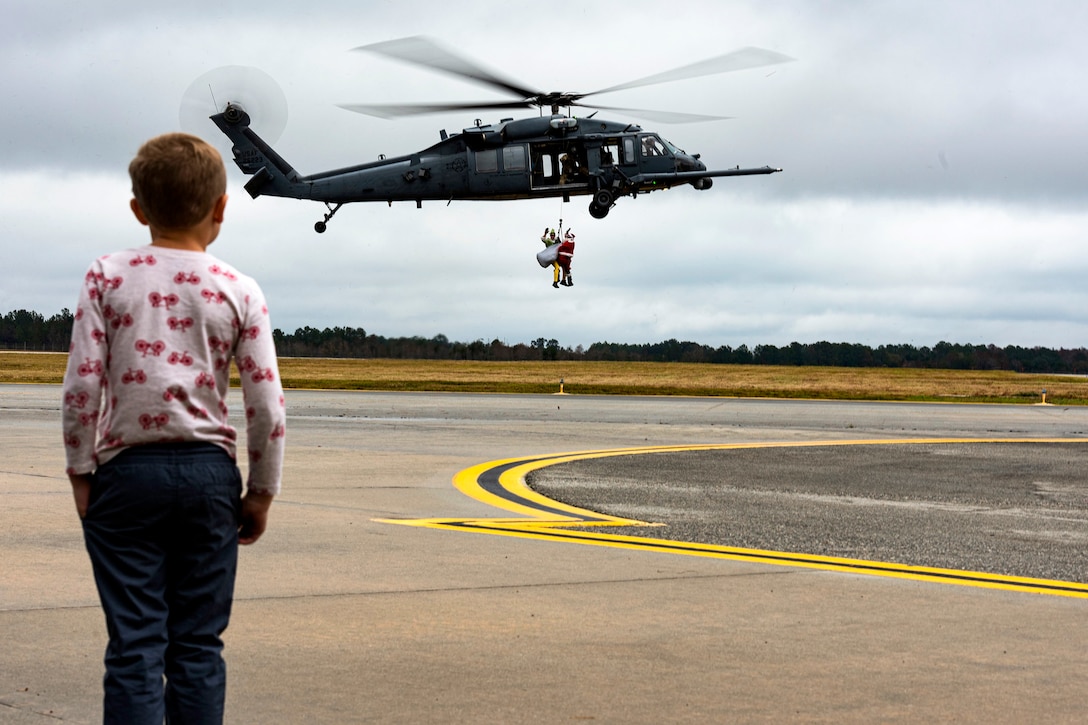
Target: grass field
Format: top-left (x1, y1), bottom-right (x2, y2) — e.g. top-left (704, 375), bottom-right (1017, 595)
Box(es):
top-left (4, 351), bottom-right (1086, 404)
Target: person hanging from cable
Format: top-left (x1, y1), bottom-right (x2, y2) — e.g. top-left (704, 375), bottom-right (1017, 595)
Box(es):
top-left (557, 229), bottom-right (576, 287)
top-left (538, 226), bottom-right (562, 288)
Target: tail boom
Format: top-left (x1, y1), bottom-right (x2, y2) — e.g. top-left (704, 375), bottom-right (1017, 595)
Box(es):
top-left (211, 105), bottom-right (309, 200)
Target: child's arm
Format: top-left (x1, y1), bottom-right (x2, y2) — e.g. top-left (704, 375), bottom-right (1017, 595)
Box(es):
top-left (235, 285), bottom-right (286, 498)
top-left (61, 264), bottom-right (107, 480)
top-left (234, 286), bottom-right (284, 544)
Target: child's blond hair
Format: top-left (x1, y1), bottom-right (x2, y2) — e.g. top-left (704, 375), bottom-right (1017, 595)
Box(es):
top-left (129, 133), bottom-right (226, 230)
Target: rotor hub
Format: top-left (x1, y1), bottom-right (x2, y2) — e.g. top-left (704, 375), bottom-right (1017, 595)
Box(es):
top-left (223, 103), bottom-right (246, 123)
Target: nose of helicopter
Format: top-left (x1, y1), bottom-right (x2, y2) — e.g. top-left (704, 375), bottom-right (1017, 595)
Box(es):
top-left (680, 153), bottom-right (707, 173)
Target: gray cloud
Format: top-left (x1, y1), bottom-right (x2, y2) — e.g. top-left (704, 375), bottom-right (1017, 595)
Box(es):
top-left (4, 0), bottom-right (1087, 349)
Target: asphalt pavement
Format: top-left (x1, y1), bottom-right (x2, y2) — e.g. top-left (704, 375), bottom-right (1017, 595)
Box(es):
top-left (2, 384), bottom-right (1086, 723)
top-left (530, 442), bottom-right (1088, 581)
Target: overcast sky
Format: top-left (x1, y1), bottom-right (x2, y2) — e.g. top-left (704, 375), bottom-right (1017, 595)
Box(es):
top-left (3, 1), bottom-right (1087, 350)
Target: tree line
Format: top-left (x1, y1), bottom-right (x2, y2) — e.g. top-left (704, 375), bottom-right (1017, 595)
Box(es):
top-left (1, 309), bottom-right (77, 352)
top-left (3, 308), bottom-right (1086, 373)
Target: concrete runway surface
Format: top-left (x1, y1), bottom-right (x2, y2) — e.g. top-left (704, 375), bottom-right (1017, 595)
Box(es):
top-left (2, 384), bottom-right (1086, 723)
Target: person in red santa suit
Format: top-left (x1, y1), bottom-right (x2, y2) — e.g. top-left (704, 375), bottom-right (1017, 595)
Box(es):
top-left (557, 230), bottom-right (575, 287)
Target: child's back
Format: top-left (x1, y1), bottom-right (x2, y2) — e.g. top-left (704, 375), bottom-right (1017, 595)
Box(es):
top-left (63, 245), bottom-right (283, 489)
top-left (61, 132), bottom-right (285, 723)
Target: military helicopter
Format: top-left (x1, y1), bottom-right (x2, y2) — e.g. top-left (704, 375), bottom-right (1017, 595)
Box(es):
top-left (207, 36), bottom-right (792, 233)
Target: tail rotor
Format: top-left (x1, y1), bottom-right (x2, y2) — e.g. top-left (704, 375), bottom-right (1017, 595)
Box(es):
top-left (180, 65), bottom-right (288, 149)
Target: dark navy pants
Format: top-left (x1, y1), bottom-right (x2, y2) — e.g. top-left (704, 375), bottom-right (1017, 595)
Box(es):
top-left (82, 443), bottom-right (242, 725)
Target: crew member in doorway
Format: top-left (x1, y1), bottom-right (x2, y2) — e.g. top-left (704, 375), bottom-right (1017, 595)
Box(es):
top-left (559, 154), bottom-right (574, 184)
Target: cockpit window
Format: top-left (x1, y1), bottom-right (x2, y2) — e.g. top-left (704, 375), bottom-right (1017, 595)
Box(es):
top-left (660, 137), bottom-right (682, 155)
top-left (640, 136), bottom-right (669, 157)
top-left (657, 138), bottom-right (683, 155)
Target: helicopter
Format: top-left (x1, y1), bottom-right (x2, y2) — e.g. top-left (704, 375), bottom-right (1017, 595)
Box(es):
top-left (208, 36), bottom-right (793, 233)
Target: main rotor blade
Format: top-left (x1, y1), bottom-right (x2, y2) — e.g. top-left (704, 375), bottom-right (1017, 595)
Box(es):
top-left (352, 36), bottom-right (539, 101)
top-left (338, 100), bottom-right (534, 119)
top-left (574, 102), bottom-right (732, 125)
top-left (590, 46), bottom-right (795, 96)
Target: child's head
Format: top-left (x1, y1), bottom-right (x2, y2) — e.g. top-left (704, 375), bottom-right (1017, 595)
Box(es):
top-left (129, 133), bottom-right (226, 231)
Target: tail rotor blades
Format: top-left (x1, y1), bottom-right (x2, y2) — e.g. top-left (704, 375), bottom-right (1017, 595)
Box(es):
top-left (180, 65), bottom-right (288, 144)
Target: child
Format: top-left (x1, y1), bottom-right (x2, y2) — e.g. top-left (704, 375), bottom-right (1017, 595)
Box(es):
top-left (61, 132), bottom-right (286, 723)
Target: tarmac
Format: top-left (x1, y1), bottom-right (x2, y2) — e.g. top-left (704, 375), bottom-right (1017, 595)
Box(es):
top-left (2, 384), bottom-right (1087, 723)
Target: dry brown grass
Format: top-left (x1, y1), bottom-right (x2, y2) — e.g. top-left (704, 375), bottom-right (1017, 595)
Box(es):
top-left (4, 352), bottom-right (1085, 404)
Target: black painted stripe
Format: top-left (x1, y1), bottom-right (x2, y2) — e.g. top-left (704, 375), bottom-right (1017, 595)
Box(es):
top-left (476, 457), bottom-right (616, 522)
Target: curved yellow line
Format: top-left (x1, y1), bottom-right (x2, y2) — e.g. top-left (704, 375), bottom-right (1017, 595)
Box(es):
top-left (377, 438), bottom-right (1088, 599)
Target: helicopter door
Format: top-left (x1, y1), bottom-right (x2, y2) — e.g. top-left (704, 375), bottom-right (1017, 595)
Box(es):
top-left (469, 144), bottom-right (530, 196)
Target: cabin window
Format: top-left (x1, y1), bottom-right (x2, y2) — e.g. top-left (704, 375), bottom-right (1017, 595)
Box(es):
top-left (503, 145), bottom-right (527, 172)
top-left (601, 142), bottom-right (620, 166)
top-left (536, 153), bottom-right (555, 177)
top-left (623, 137), bottom-right (636, 163)
top-left (475, 149), bottom-right (499, 173)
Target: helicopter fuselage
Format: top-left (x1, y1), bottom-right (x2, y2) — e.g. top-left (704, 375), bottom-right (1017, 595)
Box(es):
top-left (212, 105), bottom-right (780, 231)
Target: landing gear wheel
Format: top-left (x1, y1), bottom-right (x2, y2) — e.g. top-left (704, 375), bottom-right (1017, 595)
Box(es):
top-left (593, 189), bottom-right (614, 208)
top-left (314, 202), bottom-right (342, 233)
top-left (589, 202), bottom-right (610, 219)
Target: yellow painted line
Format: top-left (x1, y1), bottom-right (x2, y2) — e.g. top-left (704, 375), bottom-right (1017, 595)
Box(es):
top-left (377, 438), bottom-right (1088, 599)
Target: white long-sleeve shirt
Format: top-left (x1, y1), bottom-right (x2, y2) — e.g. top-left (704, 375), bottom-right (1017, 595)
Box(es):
top-left (61, 245), bottom-right (285, 495)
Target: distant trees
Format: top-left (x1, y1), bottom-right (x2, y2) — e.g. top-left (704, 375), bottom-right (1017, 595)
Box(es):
top-left (0, 309), bottom-right (74, 352)
top-left (272, 327), bottom-right (545, 360)
top-left (579, 338), bottom-right (1088, 373)
top-left (4, 308), bottom-right (1088, 374)
top-left (264, 330), bottom-right (1088, 372)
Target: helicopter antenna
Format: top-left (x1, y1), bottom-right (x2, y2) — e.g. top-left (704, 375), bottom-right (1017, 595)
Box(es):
top-left (207, 84), bottom-right (219, 112)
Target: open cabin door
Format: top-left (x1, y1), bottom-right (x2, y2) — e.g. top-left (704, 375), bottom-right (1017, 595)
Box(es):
top-left (529, 142), bottom-right (590, 191)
